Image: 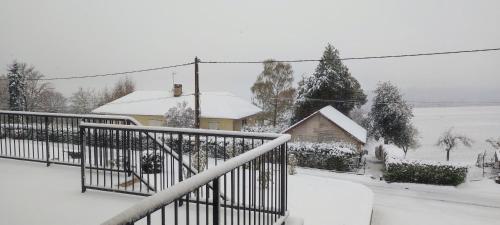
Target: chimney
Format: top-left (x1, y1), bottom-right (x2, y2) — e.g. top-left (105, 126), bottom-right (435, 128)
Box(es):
top-left (173, 84), bottom-right (182, 97)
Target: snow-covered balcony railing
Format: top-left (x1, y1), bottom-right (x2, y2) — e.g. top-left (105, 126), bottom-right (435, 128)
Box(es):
top-left (81, 123), bottom-right (290, 225)
top-left (79, 122), bottom-right (286, 197)
top-left (0, 110), bottom-right (142, 166)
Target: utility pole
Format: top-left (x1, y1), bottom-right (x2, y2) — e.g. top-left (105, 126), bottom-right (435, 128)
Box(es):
top-left (194, 57), bottom-right (200, 129)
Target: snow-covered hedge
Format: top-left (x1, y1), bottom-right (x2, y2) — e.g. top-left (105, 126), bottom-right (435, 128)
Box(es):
top-left (376, 144), bottom-right (468, 185)
top-left (0, 124), bottom-right (80, 144)
top-left (384, 158), bottom-right (468, 186)
top-left (382, 144), bottom-right (405, 161)
top-left (288, 142), bottom-right (358, 171)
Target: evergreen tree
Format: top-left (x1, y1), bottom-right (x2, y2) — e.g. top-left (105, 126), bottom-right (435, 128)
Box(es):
top-left (370, 81), bottom-right (419, 155)
top-left (251, 60), bottom-right (295, 127)
top-left (293, 44), bottom-right (366, 123)
top-left (7, 61), bottom-right (27, 111)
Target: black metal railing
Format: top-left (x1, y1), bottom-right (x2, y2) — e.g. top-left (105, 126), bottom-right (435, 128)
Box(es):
top-left (94, 123), bottom-right (290, 225)
top-left (0, 110), bottom-right (139, 166)
top-left (79, 122), bottom-right (284, 197)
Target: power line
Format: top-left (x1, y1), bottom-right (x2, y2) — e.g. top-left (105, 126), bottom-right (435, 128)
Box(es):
top-left (1, 47), bottom-right (499, 81)
top-left (0, 62), bottom-right (194, 81)
top-left (200, 47), bottom-right (500, 64)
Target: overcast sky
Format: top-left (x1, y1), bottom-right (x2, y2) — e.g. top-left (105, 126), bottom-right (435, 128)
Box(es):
top-left (1, 0), bottom-right (499, 104)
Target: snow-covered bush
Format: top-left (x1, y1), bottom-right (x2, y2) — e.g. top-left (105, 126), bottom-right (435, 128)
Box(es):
top-left (288, 142), bottom-right (357, 171)
top-left (288, 153), bottom-right (298, 175)
top-left (141, 151), bottom-right (163, 174)
top-left (379, 144), bottom-right (468, 185)
top-left (242, 124), bottom-right (287, 133)
top-left (0, 124), bottom-right (80, 144)
top-left (384, 158), bottom-right (468, 186)
top-left (164, 101), bottom-right (195, 128)
top-left (382, 144), bottom-right (405, 161)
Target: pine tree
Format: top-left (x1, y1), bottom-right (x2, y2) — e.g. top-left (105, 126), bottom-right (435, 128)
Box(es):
top-left (7, 61), bottom-right (27, 111)
top-left (293, 44), bottom-right (366, 123)
top-left (370, 81), bottom-right (419, 155)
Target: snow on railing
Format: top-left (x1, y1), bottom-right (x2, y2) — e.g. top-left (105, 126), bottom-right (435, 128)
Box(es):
top-left (82, 122), bottom-right (283, 139)
top-left (100, 133), bottom-right (291, 225)
top-left (0, 110), bottom-right (140, 166)
top-left (0, 110), bottom-right (142, 122)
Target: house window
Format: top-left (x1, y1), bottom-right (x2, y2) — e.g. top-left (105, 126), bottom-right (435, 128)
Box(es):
top-left (208, 121), bottom-right (219, 130)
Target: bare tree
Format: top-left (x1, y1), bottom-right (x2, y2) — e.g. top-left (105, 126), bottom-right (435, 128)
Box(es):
top-left (486, 137), bottom-right (500, 149)
top-left (98, 77), bottom-right (136, 106)
top-left (436, 128), bottom-right (473, 161)
top-left (69, 87), bottom-right (99, 114)
top-left (111, 77), bottom-right (135, 100)
top-left (38, 90), bottom-right (67, 113)
top-left (23, 66), bottom-right (52, 111)
top-left (251, 60), bottom-right (295, 127)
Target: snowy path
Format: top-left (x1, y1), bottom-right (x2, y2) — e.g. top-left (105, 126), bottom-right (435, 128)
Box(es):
top-left (297, 168), bottom-right (500, 225)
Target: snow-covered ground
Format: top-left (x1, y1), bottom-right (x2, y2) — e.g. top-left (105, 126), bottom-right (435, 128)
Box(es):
top-left (409, 105), bottom-right (500, 163)
top-left (299, 167), bottom-right (500, 225)
top-left (352, 105), bottom-right (500, 225)
top-left (0, 158), bottom-right (373, 225)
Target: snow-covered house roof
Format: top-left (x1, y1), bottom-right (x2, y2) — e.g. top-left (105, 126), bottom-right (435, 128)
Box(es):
top-left (92, 91), bottom-right (262, 120)
top-left (283, 105), bottom-right (367, 144)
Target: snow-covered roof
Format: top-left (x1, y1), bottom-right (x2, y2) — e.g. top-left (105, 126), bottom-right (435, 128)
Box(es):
top-left (283, 105), bottom-right (367, 144)
top-left (92, 91), bottom-right (262, 120)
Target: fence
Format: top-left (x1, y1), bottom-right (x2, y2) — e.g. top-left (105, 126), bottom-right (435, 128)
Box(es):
top-left (94, 124), bottom-right (291, 225)
top-left (79, 122), bottom-right (284, 196)
top-left (0, 110), bottom-right (291, 225)
top-left (0, 110), bottom-right (138, 166)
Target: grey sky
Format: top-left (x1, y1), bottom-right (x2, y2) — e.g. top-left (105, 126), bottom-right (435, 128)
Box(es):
top-left (1, 0), bottom-right (499, 103)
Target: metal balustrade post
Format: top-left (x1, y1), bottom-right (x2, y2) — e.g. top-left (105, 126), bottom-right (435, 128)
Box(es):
top-left (212, 177), bottom-right (220, 225)
top-left (44, 116), bottom-right (50, 166)
top-left (178, 133), bottom-right (183, 206)
top-left (280, 144), bottom-right (286, 217)
top-left (80, 127), bottom-right (86, 193)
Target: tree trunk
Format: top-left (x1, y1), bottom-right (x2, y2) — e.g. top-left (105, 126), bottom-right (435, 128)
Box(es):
top-left (446, 149), bottom-right (450, 161)
top-left (272, 98), bottom-right (278, 127)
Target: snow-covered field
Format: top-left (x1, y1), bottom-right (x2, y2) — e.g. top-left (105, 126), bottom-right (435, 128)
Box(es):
top-left (408, 105), bottom-right (500, 163)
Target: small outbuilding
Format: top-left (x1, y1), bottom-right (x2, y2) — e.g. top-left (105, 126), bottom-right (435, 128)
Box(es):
top-left (282, 105), bottom-right (367, 153)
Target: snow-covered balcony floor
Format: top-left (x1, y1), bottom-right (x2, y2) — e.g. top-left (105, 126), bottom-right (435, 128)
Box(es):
top-left (0, 158), bottom-right (373, 225)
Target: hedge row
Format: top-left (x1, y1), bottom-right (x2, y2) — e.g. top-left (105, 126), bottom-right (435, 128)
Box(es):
top-left (384, 158), bottom-right (468, 186)
top-left (288, 142), bottom-right (358, 171)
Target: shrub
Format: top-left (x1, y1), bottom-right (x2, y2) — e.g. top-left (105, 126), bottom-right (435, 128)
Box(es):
top-left (141, 151), bottom-right (163, 174)
top-left (384, 158), bottom-right (468, 185)
top-left (288, 142), bottom-right (357, 171)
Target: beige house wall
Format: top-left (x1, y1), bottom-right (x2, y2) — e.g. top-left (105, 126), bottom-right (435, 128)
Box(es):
top-left (126, 114), bottom-right (244, 131)
top-left (285, 113), bottom-right (364, 152)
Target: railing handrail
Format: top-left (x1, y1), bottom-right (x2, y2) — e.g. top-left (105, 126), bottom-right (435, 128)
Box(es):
top-left (0, 110), bottom-right (142, 123)
top-left (81, 122), bottom-right (283, 139)
top-left (101, 133), bottom-right (290, 225)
